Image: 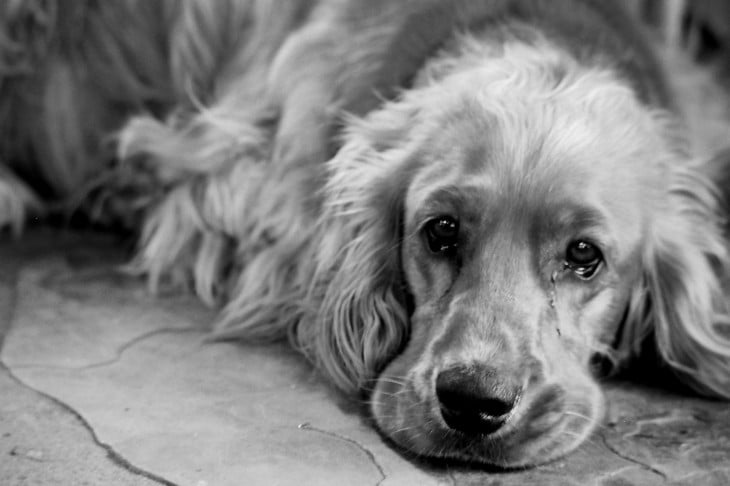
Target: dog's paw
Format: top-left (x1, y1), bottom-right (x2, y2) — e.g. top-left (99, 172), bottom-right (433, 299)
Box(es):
top-left (127, 168), bottom-right (250, 306)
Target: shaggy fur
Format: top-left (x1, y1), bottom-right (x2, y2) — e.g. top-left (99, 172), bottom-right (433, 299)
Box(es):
top-left (1, 0), bottom-right (729, 468)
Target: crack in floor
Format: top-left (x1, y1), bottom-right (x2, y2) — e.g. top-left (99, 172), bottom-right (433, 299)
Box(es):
top-left (619, 410), bottom-right (690, 441)
top-left (0, 262), bottom-right (185, 485)
top-left (298, 422), bottom-right (387, 485)
top-left (6, 327), bottom-right (202, 371)
top-left (591, 464), bottom-right (644, 484)
top-left (598, 431), bottom-right (668, 483)
top-left (673, 467), bottom-right (730, 483)
top-left (1, 362), bottom-right (180, 486)
top-left (0, 263), bottom-right (194, 485)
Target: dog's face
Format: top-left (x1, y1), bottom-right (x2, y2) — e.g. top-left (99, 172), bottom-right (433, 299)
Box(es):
top-left (365, 49), bottom-right (673, 467)
top-left (313, 41), bottom-right (727, 468)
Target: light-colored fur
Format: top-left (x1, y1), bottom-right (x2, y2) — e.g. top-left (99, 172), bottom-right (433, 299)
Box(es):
top-left (1, 0), bottom-right (729, 468)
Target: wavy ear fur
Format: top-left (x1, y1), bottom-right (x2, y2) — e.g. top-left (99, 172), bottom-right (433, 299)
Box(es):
top-left (291, 102), bottom-right (424, 393)
top-left (623, 153), bottom-right (730, 399)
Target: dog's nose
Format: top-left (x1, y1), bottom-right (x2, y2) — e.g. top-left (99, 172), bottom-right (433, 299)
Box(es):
top-left (435, 366), bottom-right (519, 436)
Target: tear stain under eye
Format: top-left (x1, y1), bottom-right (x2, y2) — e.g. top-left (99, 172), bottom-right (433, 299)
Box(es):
top-left (550, 267), bottom-right (569, 337)
top-left (549, 270), bottom-right (559, 308)
top-left (549, 270), bottom-right (559, 337)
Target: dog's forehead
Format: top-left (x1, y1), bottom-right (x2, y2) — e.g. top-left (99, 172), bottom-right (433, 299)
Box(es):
top-left (408, 116), bottom-right (619, 205)
top-left (404, 57), bottom-right (672, 199)
top-left (404, 100), bottom-right (650, 245)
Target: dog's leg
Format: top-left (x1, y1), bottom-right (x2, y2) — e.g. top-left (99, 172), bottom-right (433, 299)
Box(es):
top-left (127, 157), bottom-right (267, 305)
top-left (122, 0), bottom-right (316, 304)
top-left (0, 164), bottom-right (43, 236)
top-left (129, 147), bottom-right (320, 330)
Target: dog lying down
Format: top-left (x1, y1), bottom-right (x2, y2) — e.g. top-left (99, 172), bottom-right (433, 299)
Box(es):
top-left (2, 0), bottom-right (730, 468)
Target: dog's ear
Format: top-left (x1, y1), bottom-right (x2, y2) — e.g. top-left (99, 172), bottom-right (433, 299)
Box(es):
top-left (623, 152), bottom-right (730, 398)
top-left (292, 102), bottom-right (422, 394)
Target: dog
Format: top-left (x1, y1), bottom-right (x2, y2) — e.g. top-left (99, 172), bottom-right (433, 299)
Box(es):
top-left (2, 0), bottom-right (730, 468)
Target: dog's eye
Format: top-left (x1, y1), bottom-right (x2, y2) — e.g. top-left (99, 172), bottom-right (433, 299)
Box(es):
top-left (566, 240), bottom-right (603, 279)
top-left (424, 216), bottom-right (459, 255)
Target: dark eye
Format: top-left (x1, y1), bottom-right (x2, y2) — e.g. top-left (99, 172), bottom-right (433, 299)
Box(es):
top-left (424, 216), bottom-right (459, 255)
top-left (565, 240), bottom-right (603, 279)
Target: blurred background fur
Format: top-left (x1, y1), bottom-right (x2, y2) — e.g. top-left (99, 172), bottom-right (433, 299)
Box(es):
top-left (626, 0), bottom-right (730, 154)
top-left (1, 0), bottom-right (727, 232)
top-left (0, 0), bottom-right (727, 310)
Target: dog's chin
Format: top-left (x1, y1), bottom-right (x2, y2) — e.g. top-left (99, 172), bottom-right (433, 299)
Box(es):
top-left (370, 369), bottom-right (605, 468)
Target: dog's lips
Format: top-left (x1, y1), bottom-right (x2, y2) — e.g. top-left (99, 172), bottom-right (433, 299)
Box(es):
top-left (433, 398), bottom-right (586, 466)
top-left (372, 376), bottom-right (601, 467)
top-left (433, 412), bottom-right (587, 468)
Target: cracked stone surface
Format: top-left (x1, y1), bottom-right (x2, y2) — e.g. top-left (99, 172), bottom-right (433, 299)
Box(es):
top-left (1, 230), bottom-right (730, 485)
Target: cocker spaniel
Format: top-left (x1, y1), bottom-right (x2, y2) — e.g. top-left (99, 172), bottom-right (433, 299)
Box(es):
top-left (2, 0), bottom-right (730, 468)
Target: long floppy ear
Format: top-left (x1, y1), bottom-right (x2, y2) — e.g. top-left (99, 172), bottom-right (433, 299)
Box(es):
top-left (623, 153), bottom-right (730, 398)
top-left (291, 102), bottom-right (423, 394)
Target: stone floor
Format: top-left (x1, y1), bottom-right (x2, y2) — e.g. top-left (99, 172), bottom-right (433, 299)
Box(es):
top-left (0, 229), bottom-right (729, 486)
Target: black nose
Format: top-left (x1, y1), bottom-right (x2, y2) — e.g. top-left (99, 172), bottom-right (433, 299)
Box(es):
top-left (436, 366), bottom-right (519, 436)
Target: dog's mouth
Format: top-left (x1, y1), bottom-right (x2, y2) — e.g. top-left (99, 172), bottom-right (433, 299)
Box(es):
top-left (370, 369), bottom-right (604, 468)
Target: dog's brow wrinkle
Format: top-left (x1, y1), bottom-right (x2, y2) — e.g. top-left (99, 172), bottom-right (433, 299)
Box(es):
top-left (420, 184), bottom-right (486, 212)
top-left (554, 203), bottom-right (605, 227)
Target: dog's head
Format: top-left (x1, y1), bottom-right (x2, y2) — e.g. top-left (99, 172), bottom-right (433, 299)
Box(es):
top-left (301, 40), bottom-right (730, 467)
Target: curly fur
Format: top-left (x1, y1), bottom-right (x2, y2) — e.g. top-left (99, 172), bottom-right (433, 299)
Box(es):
top-left (1, 0), bottom-right (729, 468)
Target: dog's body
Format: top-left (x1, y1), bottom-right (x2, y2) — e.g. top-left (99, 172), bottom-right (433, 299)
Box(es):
top-left (2, 0), bottom-right (730, 468)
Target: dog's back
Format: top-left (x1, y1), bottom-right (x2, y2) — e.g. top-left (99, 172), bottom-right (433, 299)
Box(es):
top-left (268, 0), bottom-right (673, 174)
top-left (0, 0), bottom-right (668, 202)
